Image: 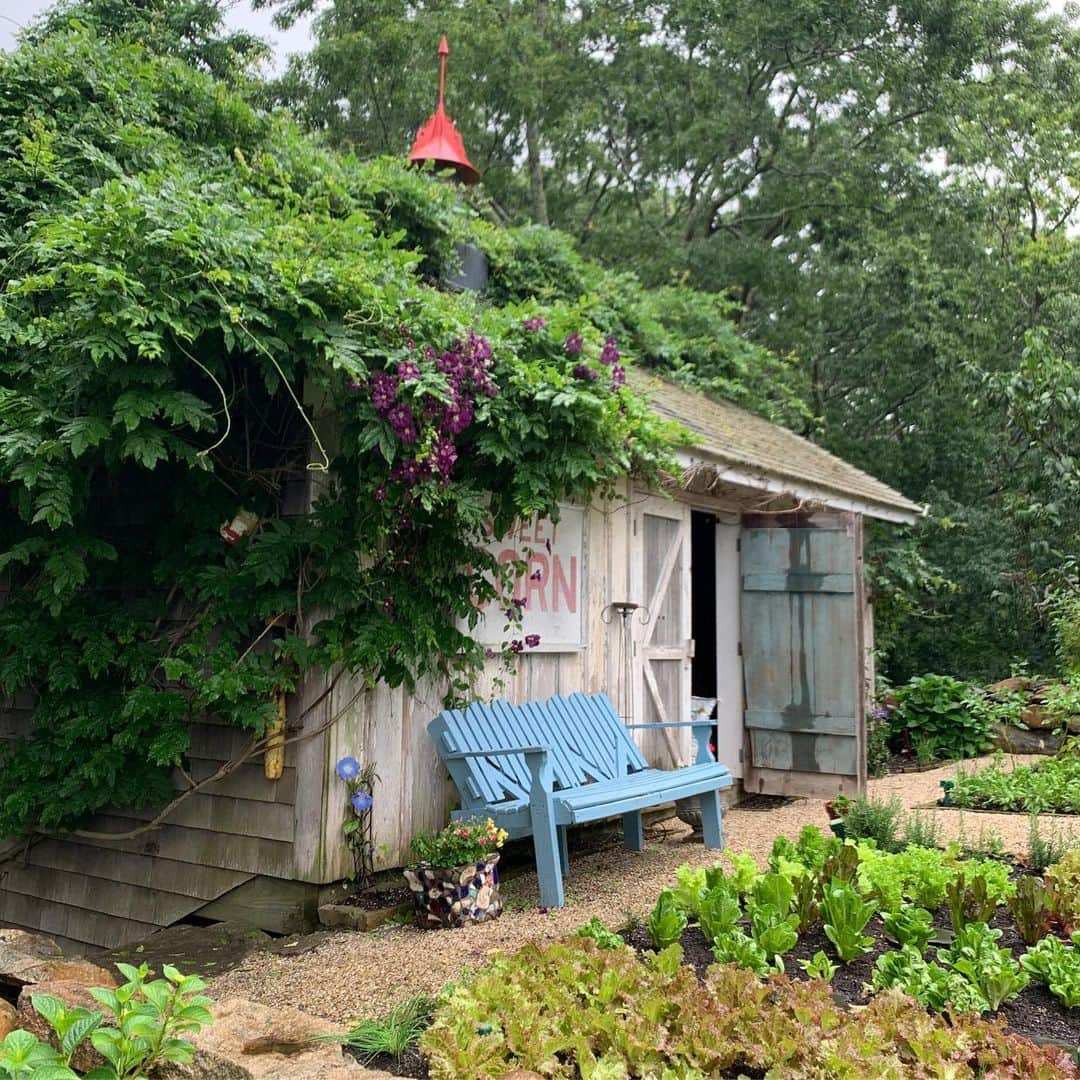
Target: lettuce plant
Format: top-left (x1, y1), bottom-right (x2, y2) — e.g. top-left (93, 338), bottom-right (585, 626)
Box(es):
top-left (821, 879), bottom-right (876, 962)
top-left (946, 872), bottom-right (996, 932)
top-left (647, 890), bottom-right (688, 950)
top-left (670, 865), bottom-right (708, 917)
top-left (881, 906), bottom-right (934, 952)
top-left (797, 951), bottom-right (837, 982)
top-left (937, 923), bottom-right (1029, 1011)
top-left (710, 928), bottom-right (778, 977)
top-left (872, 946), bottom-right (989, 1014)
top-left (573, 917), bottom-right (627, 951)
top-left (1009, 876), bottom-right (1056, 946)
top-left (723, 851), bottom-right (760, 896)
top-left (749, 906), bottom-right (799, 961)
top-left (1022, 931), bottom-right (1080, 1007)
top-left (697, 884), bottom-right (741, 945)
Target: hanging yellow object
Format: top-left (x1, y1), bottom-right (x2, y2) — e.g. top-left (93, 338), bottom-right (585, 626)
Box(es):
top-left (264, 692), bottom-right (286, 780)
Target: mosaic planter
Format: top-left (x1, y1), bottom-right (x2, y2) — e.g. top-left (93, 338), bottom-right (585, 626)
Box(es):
top-left (402, 854), bottom-right (502, 929)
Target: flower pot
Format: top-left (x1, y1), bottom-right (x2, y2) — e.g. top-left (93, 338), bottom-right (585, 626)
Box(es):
top-left (402, 854), bottom-right (502, 929)
top-left (828, 818), bottom-right (847, 839)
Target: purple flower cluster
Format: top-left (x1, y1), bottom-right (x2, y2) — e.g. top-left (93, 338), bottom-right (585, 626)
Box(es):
top-left (564, 332), bottom-right (584, 355)
top-left (522, 316), bottom-right (546, 332)
top-left (397, 359), bottom-right (421, 382)
top-left (572, 364), bottom-right (598, 382)
top-left (370, 372), bottom-right (399, 414)
top-left (387, 403), bottom-right (417, 444)
top-left (612, 365), bottom-right (626, 388)
top-left (600, 336), bottom-right (620, 366)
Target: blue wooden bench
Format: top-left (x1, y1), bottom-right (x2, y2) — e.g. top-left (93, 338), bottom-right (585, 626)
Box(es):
top-left (428, 692), bottom-right (734, 908)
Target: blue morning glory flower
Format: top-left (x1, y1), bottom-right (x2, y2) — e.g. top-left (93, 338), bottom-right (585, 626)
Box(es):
top-left (336, 756), bottom-right (360, 781)
top-left (351, 791), bottom-right (373, 813)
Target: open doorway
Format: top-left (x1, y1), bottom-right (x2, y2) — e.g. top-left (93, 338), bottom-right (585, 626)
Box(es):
top-left (690, 510), bottom-right (744, 777)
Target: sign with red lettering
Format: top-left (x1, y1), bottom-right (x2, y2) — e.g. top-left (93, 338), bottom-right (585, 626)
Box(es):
top-left (473, 507), bottom-right (584, 649)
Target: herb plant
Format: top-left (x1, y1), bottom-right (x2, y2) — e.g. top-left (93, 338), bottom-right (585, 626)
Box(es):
top-left (837, 795), bottom-right (903, 851)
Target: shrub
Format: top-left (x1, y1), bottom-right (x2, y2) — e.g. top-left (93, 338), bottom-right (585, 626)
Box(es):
top-left (890, 674), bottom-right (993, 759)
top-left (840, 795), bottom-right (904, 851)
top-left (1049, 588), bottom-right (1080, 675)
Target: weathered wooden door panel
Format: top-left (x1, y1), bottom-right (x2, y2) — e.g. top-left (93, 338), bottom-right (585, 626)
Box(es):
top-left (741, 525), bottom-right (864, 796)
top-left (631, 498), bottom-right (691, 767)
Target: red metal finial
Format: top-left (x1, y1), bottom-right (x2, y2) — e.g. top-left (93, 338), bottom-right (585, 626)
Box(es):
top-left (408, 33), bottom-right (480, 185)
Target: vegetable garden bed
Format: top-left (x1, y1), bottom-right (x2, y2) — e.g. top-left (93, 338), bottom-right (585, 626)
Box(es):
top-left (947, 750), bottom-right (1080, 814)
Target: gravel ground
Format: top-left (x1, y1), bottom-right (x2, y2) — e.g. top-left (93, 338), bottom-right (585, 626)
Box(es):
top-left (210, 753), bottom-right (1059, 1023)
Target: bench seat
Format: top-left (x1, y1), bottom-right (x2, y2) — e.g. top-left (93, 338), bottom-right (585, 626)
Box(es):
top-left (429, 692), bottom-right (733, 907)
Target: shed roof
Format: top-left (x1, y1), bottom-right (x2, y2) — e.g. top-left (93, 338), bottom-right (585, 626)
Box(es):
top-left (631, 370), bottom-right (924, 524)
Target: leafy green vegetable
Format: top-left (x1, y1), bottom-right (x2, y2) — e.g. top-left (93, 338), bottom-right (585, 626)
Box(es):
top-left (1022, 931), bottom-right (1080, 1008)
top-left (946, 872), bottom-right (996, 933)
top-left (647, 890), bottom-right (688, 951)
top-left (937, 923), bottom-right (1029, 1012)
top-left (881, 906), bottom-right (935, 952)
top-left (1009, 876), bottom-right (1056, 947)
top-left (710, 928), bottom-right (778, 977)
top-left (573, 917), bottom-right (627, 951)
top-left (697, 885), bottom-right (741, 946)
top-left (821, 879), bottom-right (877, 963)
top-left (797, 951), bottom-right (838, 982)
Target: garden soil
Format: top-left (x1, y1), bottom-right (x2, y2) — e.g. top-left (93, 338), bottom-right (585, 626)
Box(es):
top-left (210, 754), bottom-right (1054, 1024)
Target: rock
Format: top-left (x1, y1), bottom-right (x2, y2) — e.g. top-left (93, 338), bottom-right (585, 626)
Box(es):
top-left (987, 676), bottom-right (1033, 696)
top-left (989, 720), bottom-right (1064, 755)
top-left (317, 902), bottom-right (411, 933)
top-left (0, 1000), bottom-right (17, 1039)
top-left (0, 928), bottom-right (64, 989)
top-left (1021, 704), bottom-right (1056, 731)
top-left (155, 996), bottom-right (358, 1080)
top-left (17, 979), bottom-right (110, 1073)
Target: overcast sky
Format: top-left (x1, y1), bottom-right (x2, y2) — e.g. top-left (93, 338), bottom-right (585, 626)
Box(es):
top-left (0, 0), bottom-right (314, 70)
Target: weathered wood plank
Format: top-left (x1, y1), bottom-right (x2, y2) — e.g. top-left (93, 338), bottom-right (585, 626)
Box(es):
top-left (113, 792), bottom-right (294, 843)
top-left (198, 875), bottom-right (318, 935)
top-left (26, 839), bottom-right (252, 901)
top-left (76, 814), bottom-right (295, 878)
top-left (0, 890), bottom-right (157, 951)
top-left (180, 759), bottom-right (297, 805)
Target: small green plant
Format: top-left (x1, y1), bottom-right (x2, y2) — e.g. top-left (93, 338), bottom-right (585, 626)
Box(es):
top-left (1046, 849), bottom-right (1080, 930)
top-left (946, 872), bottom-right (996, 932)
top-left (902, 810), bottom-right (942, 849)
top-left (797, 950), bottom-right (838, 982)
top-left (749, 905), bottom-right (799, 963)
top-left (839, 795), bottom-right (903, 852)
top-left (670, 864), bottom-right (707, 916)
top-left (1022, 931), bottom-right (1080, 1007)
top-left (0, 964), bottom-right (214, 1080)
top-left (890, 674), bottom-right (993, 760)
top-left (1028, 811), bottom-right (1076, 872)
top-left (647, 890), bottom-right (688, 950)
top-left (937, 922), bottom-right (1029, 1011)
top-left (790, 872), bottom-right (821, 933)
top-left (710, 928), bottom-right (777, 976)
top-left (411, 817), bottom-right (508, 867)
top-left (866, 707), bottom-right (891, 779)
top-left (322, 995), bottom-right (434, 1065)
top-left (821, 878), bottom-right (877, 962)
top-left (871, 946), bottom-right (989, 1014)
top-left (1009, 876), bottom-right (1056, 947)
top-left (1044, 675), bottom-right (1080, 729)
top-left (697, 884), bottom-right (741, 945)
top-left (722, 851), bottom-right (760, 895)
top-left (882, 906), bottom-right (935, 952)
top-left (911, 732), bottom-right (940, 767)
top-left (573, 917), bottom-right (627, 951)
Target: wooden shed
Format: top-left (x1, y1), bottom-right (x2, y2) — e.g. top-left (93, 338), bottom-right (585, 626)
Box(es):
top-left (0, 370), bottom-right (921, 952)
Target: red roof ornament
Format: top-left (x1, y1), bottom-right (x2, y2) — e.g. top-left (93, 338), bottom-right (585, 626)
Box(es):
top-left (408, 34), bottom-right (480, 185)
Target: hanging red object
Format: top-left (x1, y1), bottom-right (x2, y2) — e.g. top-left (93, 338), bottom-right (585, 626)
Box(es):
top-left (408, 34), bottom-right (480, 185)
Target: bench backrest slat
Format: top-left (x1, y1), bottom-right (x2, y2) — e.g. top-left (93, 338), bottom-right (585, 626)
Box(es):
top-left (429, 692), bottom-right (650, 808)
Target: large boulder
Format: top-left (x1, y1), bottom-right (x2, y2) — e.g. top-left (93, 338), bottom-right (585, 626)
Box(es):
top-left (0, 999), bottom-right (17, 1039)
top-left (154, 997), bottom-right (361, 1080)
top-left (0, 928), bottom-right (64, 989)
top-left (989, 720), bottom-right (1064, 755)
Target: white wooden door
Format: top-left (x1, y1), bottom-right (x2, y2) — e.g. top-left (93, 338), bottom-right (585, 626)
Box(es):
top-left (631, 497), bottom-right (692, 767)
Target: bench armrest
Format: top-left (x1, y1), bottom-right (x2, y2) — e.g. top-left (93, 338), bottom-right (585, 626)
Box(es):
top-left (442, 745), bottom-right (550, 760)
top-left (623, 721), bottom-right (715, 766)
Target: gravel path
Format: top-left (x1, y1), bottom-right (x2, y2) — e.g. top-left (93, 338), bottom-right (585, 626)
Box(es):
top-left (210, 753), bottom-right (1063, 1023)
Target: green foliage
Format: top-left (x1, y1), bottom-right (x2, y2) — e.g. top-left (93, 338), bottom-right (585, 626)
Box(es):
top-left (1050, 591), bottom-right (1080, 675)
top-left (669, 864), bottom-right (707, 918)
top-left (1028, 811), bottom-right (1078, 873)
top-left (902, 810), bottom-right (943, 850)
top-left (0, 26), bottom-right (681, 835)
top-left (938, 923), bottom-right (1029, 1012)
top-left (1022, 931), bottom-right (1080, 1008)
top-left (573, 917), bottom-right (627, 952)
top-left (1044, 676), bottom-right (1080, 729)
top-left (721, 851), bottom-right (760, 896)
top-left (0, 963), bottom-right (211, 1080)
top-left (821, 879), bottom-right (877, 963)
top-left (1046, 850), bottom-right (1080, 931)
top-left (838, 796), bottom-right (903, 852)
top-left (947, 873), bottom-right (997, 934)
top-left (411, 819), bottom-right (507, 868)
top-left (696, 884), bottom-right (741, 946)
top-left (796, 951), bottom-right (837, 983)
top-left (418, 936), bottom-right (1073, 1078)
top-left (646, 890), bottom-right (687, 951)
top-left (890, 675), bottom-right (993, 760)
top-left (881, 906), bottom-right (935, 953)
top-left (1009, 876), bottom-right (1056, 947)
top-left (323, 995), bottom-right (435, 1064)
top-left (950, 751), bottom-right (1080, 814)
top-left (857, 844), bottom-right (959, 913)
top-left (871, 946), bottom-right (990, 1015)
top-left (709, 928), bottom-right (777, 978)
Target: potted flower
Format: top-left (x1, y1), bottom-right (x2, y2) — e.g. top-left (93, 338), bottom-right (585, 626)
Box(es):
top-left (403, 817), bottom-right (508, 929)
top-left (825, 792), bottom-right (852, 821)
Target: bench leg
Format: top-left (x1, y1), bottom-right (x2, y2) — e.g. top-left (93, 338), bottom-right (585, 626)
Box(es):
top-left (700, 789), bottom-right (724, 849)
top-left (623, 810), bottom-right (644, 852)
top-left (558, 826), bottom-right (570, 876)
